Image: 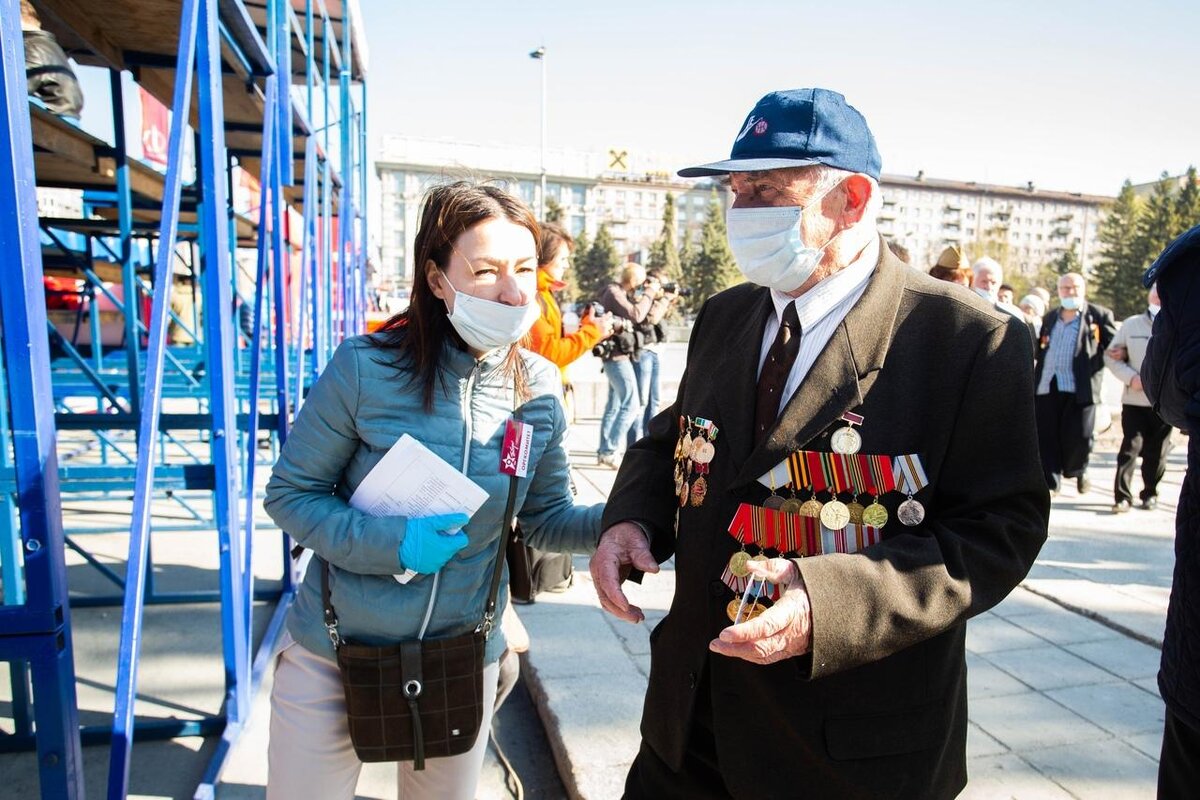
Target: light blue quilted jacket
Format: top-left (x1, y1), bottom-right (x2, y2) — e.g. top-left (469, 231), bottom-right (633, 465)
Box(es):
top-left (264, 334), bottom-right (603, 664)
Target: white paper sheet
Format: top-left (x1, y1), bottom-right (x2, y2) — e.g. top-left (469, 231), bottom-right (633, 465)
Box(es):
top-left (348, 433), bottom-right (489, 521)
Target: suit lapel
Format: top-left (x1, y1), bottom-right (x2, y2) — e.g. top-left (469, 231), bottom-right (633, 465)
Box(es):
top-left (712, 287), bottom-right (774, 473)
top-left (731, 239), bottom-right (908, 489)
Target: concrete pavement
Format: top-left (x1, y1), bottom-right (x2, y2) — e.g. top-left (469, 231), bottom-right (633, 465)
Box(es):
top-left (517, 410), bottom-right (1183, 800)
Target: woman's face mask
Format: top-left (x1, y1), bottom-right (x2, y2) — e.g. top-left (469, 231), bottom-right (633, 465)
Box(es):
top-left (439, 271), bottom-right (540, 354)
top-left (432, 219), bottom-right (540, 354)
top-left (725, 183), bottom-right (838, 293)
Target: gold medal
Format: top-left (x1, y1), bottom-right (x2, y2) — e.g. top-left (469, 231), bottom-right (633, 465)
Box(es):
top-left (693, 440), bottom-right (715, 465)
top-left (779, 497), bottom-right (804, 514)
top-left (679, 480), bottom-right (690, 507)
top-left (830, 426), bottom-right (862, 455)
top-left (862, 500), bottom-right (888, 528)
top-left (729, 550), bottom-right (751, 578)
top-left (798, 498), bottom-right (823, 518)
top-left (820, 499), bottom-right (851, 531)
top-left (726, 598), bottom-right (743, 623)
top-left (690, 476), bottom-right (708, 507)
top-left (897, 497), bottom-right (925, 526)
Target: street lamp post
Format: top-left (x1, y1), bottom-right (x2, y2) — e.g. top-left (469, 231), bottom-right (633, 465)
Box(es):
top-left (529, 45), bottom-right (546, 220)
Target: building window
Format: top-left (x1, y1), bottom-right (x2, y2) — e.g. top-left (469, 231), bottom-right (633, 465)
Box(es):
top-left (571, 185), bottom-right (586, 206)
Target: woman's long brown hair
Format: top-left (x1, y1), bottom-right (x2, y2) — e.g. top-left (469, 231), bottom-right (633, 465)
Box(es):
top-left (371, 182), bottom-right (540, 410)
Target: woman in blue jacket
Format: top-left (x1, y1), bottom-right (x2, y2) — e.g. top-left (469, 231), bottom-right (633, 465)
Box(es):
top-left (263, 182), bottom-right (602, 799)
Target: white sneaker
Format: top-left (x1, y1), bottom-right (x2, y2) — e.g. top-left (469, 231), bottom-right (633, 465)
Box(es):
top-left (597, 453), bottom-right (621, 469)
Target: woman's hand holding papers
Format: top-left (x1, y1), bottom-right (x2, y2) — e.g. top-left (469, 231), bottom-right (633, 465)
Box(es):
top-left (399, 513), bottom-right (470, 573)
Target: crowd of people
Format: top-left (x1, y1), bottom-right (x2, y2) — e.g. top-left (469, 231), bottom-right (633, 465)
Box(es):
top-left (924, 245), bottom-right (1176, 512)
top-left (262, 86), bottom-right (1195, 800)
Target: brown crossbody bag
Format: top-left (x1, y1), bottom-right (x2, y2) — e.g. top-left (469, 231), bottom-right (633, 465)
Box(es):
top-left (319, 469), bottom-right (518, 769)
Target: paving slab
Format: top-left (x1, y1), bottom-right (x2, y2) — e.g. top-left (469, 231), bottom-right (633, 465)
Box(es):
top-left (983, 643), bottom-right (1123, 692)
top-left (960, 753), bottom-right (1076, 800)
top-left (1065, 638), bottom-right (1162, 681)
top-left (1045, 680), bottom-right (1167, 738)
top-left (1022, 739), bottom-right (1160, 800)
top-left (971, 690), bottom-right (1110, 751)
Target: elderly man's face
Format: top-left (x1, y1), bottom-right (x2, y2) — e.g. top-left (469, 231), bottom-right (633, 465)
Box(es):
top-left (972, 268), bottom-right (999, 294)
top-left (1058, 275), bottom-right (1085, 299)
top-left (729, 169), bottom-right (839, 250)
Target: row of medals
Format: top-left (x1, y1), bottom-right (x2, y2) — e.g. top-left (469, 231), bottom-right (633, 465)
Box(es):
top-left (721, 423), bottom-right (926, 622)
top-left (674, 421), bottom-right (715, 508)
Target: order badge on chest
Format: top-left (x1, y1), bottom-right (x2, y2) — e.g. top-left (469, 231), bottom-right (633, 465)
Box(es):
top-left (674, 415), bottom-right (718, 508)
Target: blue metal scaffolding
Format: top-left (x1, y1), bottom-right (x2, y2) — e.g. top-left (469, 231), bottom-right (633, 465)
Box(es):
top-left (0, 0), bottom-right (370, 796)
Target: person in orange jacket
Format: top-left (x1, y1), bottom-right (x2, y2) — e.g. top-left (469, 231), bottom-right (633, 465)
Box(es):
top-left (527, 223), bottom-right (613, 394)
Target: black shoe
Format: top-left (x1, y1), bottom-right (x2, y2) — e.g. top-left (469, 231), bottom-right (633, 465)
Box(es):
top-left (1076, 475), bottom-right (1091, 494)
top-left (1140, 497), bottom-right (1158, 510)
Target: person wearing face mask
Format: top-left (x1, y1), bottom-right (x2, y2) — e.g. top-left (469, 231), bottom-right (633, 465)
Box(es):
top-left (1033, 272), bottom-right (1117, 495)
top-left (1104, 283), bottom-right (1174, 512)
top-left (588, 88), bottom-right (1048, 799)
top-left (973, 257), bottom-right (1037, 349)
top-left (262, 182), bottom-right (602, 800)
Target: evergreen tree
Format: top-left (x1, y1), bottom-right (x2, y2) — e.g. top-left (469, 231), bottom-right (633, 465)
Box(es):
top-left (1173, 166), bottom-right (1200, 235)
top-left (1122, 172), bottom-right (1179, 316)
top-left (647, 193), bottom-right (683, 282)
top-left (543, 196), bottom-right (563, 223)
top-left (1092, 180), bottom-right (1144, 316)
top-left (686, 190), bottom-right (741, 310)
top-left (575, 223), bottom-right (620, 302)
top-left (558, 226), bottom-right (587, 303)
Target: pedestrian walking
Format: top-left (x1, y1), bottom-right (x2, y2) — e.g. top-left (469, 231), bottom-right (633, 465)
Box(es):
top-left (1105, 283), bottom-right (1173, 512)
top-left (1033, 272), bottom-right (1117, 493)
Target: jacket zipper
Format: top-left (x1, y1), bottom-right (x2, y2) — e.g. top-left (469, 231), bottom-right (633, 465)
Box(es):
top-left (417, 361), bottom-right (481, 639)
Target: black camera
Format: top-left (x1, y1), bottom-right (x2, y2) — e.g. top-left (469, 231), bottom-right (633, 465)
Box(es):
top-left (662, 281), bottom-right (693, 298)
top-left (592, 318), bottom-right (637, 359)
top-left (586, 301), bottom-right (606, 318)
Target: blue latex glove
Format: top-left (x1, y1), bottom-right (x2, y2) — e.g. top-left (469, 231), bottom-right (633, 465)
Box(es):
top-left (399, 513), bottom-right (470, 574)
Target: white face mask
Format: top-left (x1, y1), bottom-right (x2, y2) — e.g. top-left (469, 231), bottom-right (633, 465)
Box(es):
top-left (440, 272), bottom-right (540, 353)
top-left (725, 187), bottom-right (836, 293)
top-left (1060, 296), bottom-right (1082, 311)
top-left (973, 286), bottom-right (997, 302)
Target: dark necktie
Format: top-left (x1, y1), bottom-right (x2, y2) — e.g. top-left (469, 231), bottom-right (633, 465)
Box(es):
top-left (754, 302), bottom-right (802, 446)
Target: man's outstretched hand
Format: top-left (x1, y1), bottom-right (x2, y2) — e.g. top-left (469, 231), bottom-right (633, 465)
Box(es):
top-left (589, 522), bottom-right (660, 623)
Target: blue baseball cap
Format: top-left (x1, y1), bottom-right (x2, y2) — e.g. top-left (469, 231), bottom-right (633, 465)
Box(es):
top-left (678, 88), bottom-right (882, 180)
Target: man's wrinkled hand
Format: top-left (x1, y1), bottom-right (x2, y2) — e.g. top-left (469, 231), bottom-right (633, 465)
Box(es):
top-left (589, 522), bottom-right (659, 623)
top-left (709, 557), bottom-right (813, 664)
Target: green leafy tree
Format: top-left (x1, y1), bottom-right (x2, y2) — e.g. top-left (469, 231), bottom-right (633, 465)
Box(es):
top-left (647, 193), bottom-right (683, 282)
top-left (684, 190), bottom-right (741, 311)
top-left (1173, 166), bottom-right (1200, 235)
top-left (575, 223), bottom-right (620, 302)
top-left (543, 196), bottom-right (563, 223)
top-left (1092, 180), bottom-right (1144, 317)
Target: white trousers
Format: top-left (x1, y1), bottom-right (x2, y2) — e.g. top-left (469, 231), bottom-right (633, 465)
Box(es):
top-left (266, 632), bottom-right (499, 800)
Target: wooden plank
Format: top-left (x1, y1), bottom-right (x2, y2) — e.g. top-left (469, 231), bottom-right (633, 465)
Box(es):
top-left (32, 0), bottom-right (126, 69)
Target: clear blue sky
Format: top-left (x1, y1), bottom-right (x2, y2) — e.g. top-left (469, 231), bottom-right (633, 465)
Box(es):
top-left (359, 0), bottom-right (1198, 196)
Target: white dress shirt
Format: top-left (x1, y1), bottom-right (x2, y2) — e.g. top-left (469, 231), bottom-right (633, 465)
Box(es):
top-left (757, 237), bottom-right (880, 418)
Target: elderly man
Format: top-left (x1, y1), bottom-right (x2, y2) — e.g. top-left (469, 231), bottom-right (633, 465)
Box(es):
top-left (973, 258), bottom-right (1036, 348)
top-left (1105, 284), bottom-right (1173, 512)
top-left (1033, 272), bottom-right (1117, 493)
top-left (589, 88), bottom-right (1048, 799)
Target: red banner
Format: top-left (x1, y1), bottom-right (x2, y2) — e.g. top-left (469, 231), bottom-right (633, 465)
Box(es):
top-left (139, 87), bottom-right (169, 168)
